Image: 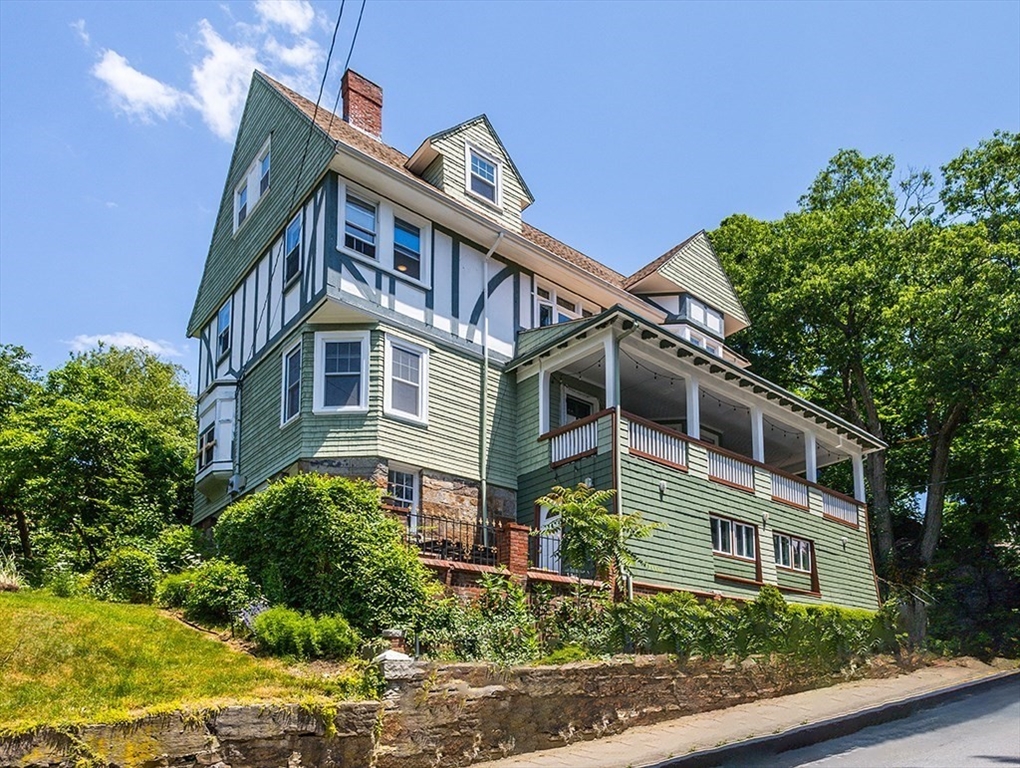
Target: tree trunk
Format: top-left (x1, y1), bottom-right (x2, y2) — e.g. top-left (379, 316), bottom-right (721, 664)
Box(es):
top-left (919, 402), bottom-right (968, 566)
top-left (0, 499), bottom-right (31, 559)
top-left (849, 359), bottom-right (894, 566)
top-left (900, 594), bottom-right (929, 648)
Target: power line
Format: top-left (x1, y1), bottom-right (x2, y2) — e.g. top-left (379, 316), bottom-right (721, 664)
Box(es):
top-left (326, 0), bottom-right (368, 137)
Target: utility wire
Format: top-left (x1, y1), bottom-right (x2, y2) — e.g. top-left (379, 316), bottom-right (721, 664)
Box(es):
top-left (326, 0), bottom-right (368, 137)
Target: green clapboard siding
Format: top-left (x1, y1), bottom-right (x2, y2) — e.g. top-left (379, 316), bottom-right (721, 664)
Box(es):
top-left (189, 73), bottom-right (336, 336)
top-left (619, 451), bottom-right (879, 609)
top-left (518, 452), bottom-right (614, 528)
top-left (655, 233), bottom-right (749, 326)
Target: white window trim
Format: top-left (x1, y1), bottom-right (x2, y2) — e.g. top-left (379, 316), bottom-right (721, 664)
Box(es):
top-left (216, 302), bottom-right (232, 361)
top-left (711, 514), bottom-right (756, 562)
top-left (774, 532), bottom-right (812, 573)
top-left (534, 280), bottom-right (598, 328)
top-left (313, 330), bottom-right (370, 414)
top-left (337, 179), bottom-right (432, 288)
top-left (384, 334), bottom-right (429, 425)
top-left (387, 462), bottom-right (421, 531)
top-left (280, 341), bottom-right (302, 426)
top-left (561, 387), bottom-right (599, 424)
top-left (464, 143), bottom-right (503, 210)
top-left (283, 212), bottom-right (303, 286)
top-left (233, 136), bottom-right (272, 234)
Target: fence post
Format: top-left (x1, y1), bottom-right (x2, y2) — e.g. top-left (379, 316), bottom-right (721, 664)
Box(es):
top-left (497, 521), bottom-right (531, 579)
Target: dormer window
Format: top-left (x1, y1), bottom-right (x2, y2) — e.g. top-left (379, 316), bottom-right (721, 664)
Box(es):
top-left (685, 296), bottom-right (724, 336)
top-left (467, 147), bottom-right (499, 205)
top-left (344, 195), bottom-right (377, 258)
top-left (393, 219), bottom-right (421, 280)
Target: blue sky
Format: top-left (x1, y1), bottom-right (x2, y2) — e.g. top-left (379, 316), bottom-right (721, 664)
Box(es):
top-left (1, 0), bottom-right (1017, 387)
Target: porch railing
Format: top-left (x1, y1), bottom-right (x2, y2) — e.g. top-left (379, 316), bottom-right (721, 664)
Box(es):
top-left (771, 472), bottom-right (810, 509)
top-left (822, 491), bottom-right (860, 527)
top-left (399, 511), bottom-right (498, 566)
top-left (541, 408), bottom-right (612, 467)
top-left (707, 447), bottom-right (755, 492)
top-left (629, 418), bottom-right (688, 469)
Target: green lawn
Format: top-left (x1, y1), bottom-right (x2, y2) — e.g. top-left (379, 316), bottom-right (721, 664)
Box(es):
top-left (0, 591), bottom-right (356, 733)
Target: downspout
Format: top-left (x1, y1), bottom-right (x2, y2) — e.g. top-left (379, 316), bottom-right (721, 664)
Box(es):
top-left (611, 326), bottom-right (637, 599)
top-left (480, 230), bottom-right (506, 545)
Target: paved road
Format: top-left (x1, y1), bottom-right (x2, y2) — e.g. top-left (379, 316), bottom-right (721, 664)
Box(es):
top-left (732, 677), bottom-right (1020, 768)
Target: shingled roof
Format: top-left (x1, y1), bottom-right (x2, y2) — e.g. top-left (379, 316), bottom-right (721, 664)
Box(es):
top-left (260, 72), bottom-right (626, 289)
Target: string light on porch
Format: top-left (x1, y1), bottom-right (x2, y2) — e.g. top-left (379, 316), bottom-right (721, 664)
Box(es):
top-left (699, 389), bottom-right (750, 415)
top-left (762, 415), bottom-right (802, 440)
top-left (620, 350), bottom-right (684, 389)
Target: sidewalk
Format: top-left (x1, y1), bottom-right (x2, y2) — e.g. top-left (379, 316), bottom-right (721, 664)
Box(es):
top-left (473, 658), bottom-right (1018, 768)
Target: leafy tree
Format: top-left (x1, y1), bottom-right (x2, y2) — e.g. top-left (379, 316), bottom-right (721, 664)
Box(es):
top-left (536, 483), bottom-right (659, 601)
top-left (215, 473), bottom-right (436, 634)
top-left (0, 345), bottom-right (195, 570)
top-left (710, 136), bottom-right (1020, 643)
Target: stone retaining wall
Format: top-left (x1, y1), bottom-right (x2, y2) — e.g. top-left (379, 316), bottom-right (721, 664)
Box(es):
top-left (2, 655), bottom-right (920, 768)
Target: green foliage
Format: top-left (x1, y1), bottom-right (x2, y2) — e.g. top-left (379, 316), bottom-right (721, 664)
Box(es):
top-left (252, 606), bottom-right (360, 661)
top-left (90, 547), bottom-right (159, 604)
top-left (0, 551), bottom-right (25, 592)
top-left (0, 345), bottom-right (195, 571)
top-left (536, 644), bottom-right (589, 665)
top-left (155, 560), bottom-right (260, 626)
top-left (530, 581), bottom-right (614, 654)
top-left (417, 571), bottom-right (539, 665)
top-left (215, 473), bottom-right (435, 634)
top-left (536, 483), bottom-right (660, 597)
top-left (43, 562), bottom-right (83, 598)
top-left (0, 590), bottom-right (367, 733)
top-left (149, 525), bottom-right (212, 574)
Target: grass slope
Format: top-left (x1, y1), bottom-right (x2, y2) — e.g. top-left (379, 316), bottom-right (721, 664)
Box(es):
top-left (0, 591), bottom-right (350, 733)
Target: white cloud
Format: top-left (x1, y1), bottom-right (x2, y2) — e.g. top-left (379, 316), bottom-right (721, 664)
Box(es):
top-left (92, 50), bottom-right (192, 122)
top-left (253, 0), bottom-right (316, 35)
top-left (71, 19), bottom-right (90, 46)
top-left (88, 1), bottom-right (329, 142)
top-left (190, 20), bottom-right (262, 140)
top-left (67, 333), bottom-right (187, 358)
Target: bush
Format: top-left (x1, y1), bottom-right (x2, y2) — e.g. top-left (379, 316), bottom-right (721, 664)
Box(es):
top-left (90, 547), bottom-right (159, 603)
top-left (215, 474), bottom-right (436, 633)
top-left (252, 606), bottom-right (360, 660)
top-left (156, 559), bottom-right (260, 626)
top-left (43, 562), bottom-right (82, 598)
top-left (0, 551), bottom-right (25, 592)
top-left (150, 525), bottom-right (212, 574)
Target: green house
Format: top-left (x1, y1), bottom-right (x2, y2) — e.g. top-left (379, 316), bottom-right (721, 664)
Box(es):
top-left (188, 70), bottom-right (884, 610)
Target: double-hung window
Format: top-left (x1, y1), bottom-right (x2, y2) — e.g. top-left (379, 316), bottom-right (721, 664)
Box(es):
top-left (385, 336), bottom-right (428, 423)
top-left (197, 424), bottom-right (215, 471)
top-left (536, 283), bottom-right (595, 327)
top-left (468, 148), bottom-right (498, 204)
top-left (711, 515), bottom-right (756, 560)
top-left (236, 185), bottom-right (248, 228)
top-left (387, 466), bottom-right (420, 531)
top-left (281, 342), bottom-right (301, 424)
top-left (313, 331), bottom-right (369, 412)
top-left (284, 214), bottom-right (302, 284)
top-left (774, 533), bottom-right (812, 572)
top-left (260, 150), bottom-right (271, 195)
top-left (393, 218), bottom-right (421, 279)
top-left (344, 195), bottom-right (377, 258)
top-left (216, 302), bottom-right (231, 359)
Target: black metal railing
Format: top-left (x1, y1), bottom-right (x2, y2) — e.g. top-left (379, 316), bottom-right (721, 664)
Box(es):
top-left (528, 532), bottom-right (595, 580)
top-left (399, 511), bottom-right (498, 566)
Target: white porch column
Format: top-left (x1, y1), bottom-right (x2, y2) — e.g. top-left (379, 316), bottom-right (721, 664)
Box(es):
top-left (805, 431), bottom-right (818, 483)
top-left (538, 368), bottom-right (551, 434)
top-left (685, 374), bottom-right (701, 440)
top-left (852, 453), bottom-right (866, 502)
top-left (751, 406), bottom-right (765, 463)
top-left (604, 335), bottom-right (620, 407)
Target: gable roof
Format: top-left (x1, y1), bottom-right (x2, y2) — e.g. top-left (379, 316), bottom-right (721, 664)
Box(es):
top-left (406, 114), bottom-right (535, 205)
top-left (625, 231), bottom-right (750, 331)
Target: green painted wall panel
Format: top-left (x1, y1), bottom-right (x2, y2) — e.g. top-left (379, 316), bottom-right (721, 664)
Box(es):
top-left (655, 234), bottom-right (749, 326)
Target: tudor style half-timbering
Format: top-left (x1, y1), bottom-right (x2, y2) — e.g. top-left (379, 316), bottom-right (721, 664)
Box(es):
top-left (189, 69), bottom-right (885, 610)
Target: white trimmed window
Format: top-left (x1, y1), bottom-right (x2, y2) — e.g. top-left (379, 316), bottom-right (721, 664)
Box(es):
top-left (233, 137), bottom-right (272, 232)
top-left (467, 146), bottom-right (500, 205)
top-left (284, 214), bottom-right (302, 284)
top-left (338, 181), bottom-right (431, 286)
top-left (536, 282), bottom-right (598, 327)
top-left (313, 331), bottom-right (370, 413)
top-left (197, 424), bottom-right (215, 471)
top-left (384, 336), bottom-right (428, 423)
top-left (281, 342), bottom-right (301, 424)
top-left (711, 515), bottom-right (756, 560)
top-left (387, 465), bottom-right (420, 531)
top-left (774, 533), bottom-right (812, 572)
top-left (216, 302), bottom-right (231, 359)
top-left (685, 296), bottom-right (725, 336)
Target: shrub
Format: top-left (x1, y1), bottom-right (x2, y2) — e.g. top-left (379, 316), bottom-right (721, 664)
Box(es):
top-left (90, 547), bottom-right (159, 603)
top-left (156, 559), bottom-right (260, 626)
top-left (150, 525), bottom-right (212, 574)
top-left (536, 644), bottom-right (589, 665)
top-left (0, 551), bottom-right (25, 592)
top-left (215, 474), bottom-right (436, 633)
top-left (252, 606), bottom-right (360, 660)
top-left (43, 562), bottom-right (82, 598)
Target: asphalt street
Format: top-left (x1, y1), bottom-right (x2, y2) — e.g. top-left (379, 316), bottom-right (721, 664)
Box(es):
top-left (730, 676), bottom-right (1020, 768)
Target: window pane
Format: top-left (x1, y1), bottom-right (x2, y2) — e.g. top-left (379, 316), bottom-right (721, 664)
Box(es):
top-left (471, 152), bottom-right (496, 182)
top-left (565, 395), bottom-right (593, 422)
top-left (286, 217), bottom-right (301, 253)
top-left (393, 219), bottom-right (421, 279)
top-left (324, 374), bottom-right (359, 407)
top-left (388, 470), bottom-right (415, 507)
top-left (556, 296), bottom-right (576, 312)
top-left (325, 341), bottom-right (360, 374)
top-left (260, 152), bottom-right (271, 195)
top-left (391, 347), bottom-right (420, 383)
top-left (539, 304), bottom-right (553, 327)
top-left (392, 380), bottom-right (419, 416)
top-left (345, 196), bottom-right (376, 232)
top-left (470, 174), bottom-right (496, 202)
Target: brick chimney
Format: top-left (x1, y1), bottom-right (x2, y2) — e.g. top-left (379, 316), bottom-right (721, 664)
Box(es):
top-left (341, 70), bottom-right (382, 138)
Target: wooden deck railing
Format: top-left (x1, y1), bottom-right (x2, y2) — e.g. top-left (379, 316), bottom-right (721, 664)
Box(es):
top-left (539, 408), bottom-right (612, 468)
top-left (706, 448), bottom-right (756, 492)
top-left (627, 414), bottom-right (688, 470)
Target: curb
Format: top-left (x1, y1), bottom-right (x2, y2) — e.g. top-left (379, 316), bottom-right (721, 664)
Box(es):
top-left (644, 669), bottom-right (1020, 768)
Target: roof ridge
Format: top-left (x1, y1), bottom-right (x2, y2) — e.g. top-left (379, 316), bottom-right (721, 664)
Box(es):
top-left (624, 229), bottom-right (706, 288)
